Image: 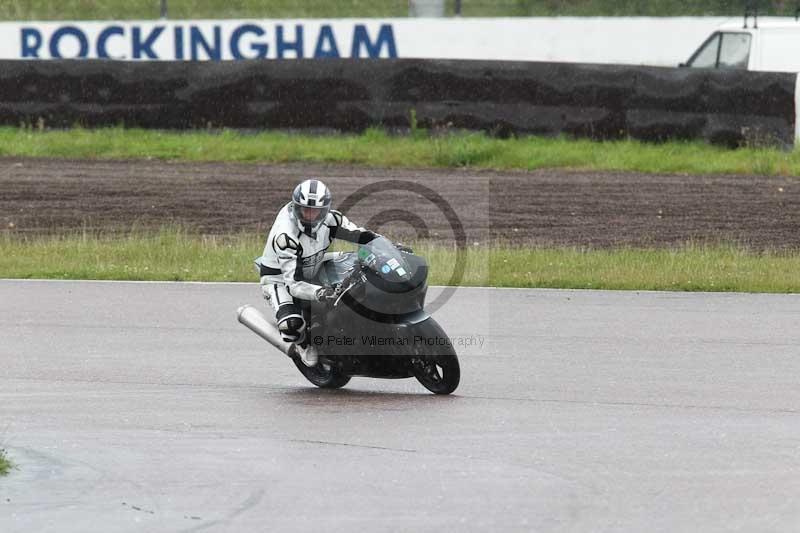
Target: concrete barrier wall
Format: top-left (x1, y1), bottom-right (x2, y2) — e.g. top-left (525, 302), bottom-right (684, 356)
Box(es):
top-left (0, 59), bottom-right (794, 146)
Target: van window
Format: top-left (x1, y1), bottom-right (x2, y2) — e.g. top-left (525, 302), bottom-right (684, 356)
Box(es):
top-left (686, 32), bottom-right (751, 69)
top-left (718, 33), bottom-right (751, 68)
top-left (688, 33), bottom-right (721, 68)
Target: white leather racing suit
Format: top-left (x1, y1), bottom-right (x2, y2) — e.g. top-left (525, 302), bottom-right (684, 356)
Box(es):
top-left (255, 202), bottom-right (377, 342)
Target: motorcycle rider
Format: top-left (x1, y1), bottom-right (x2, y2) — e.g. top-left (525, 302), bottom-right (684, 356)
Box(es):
top-left (255, 179), bottom-right (378, 367)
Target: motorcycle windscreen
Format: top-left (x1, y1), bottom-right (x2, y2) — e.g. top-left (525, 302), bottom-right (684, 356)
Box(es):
top-left (353, 253), bottom-right (428, 318)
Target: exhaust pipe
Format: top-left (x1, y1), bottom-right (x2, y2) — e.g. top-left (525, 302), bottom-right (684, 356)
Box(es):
top-left (237, 305), bottom-right (295, 357)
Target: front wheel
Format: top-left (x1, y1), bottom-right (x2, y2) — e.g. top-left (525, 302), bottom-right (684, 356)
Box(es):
top-left (410, 318), bottom-right (460, 395)
top-left (413, 353), bottom-right (460, 395)
top-left (293, 358), bottom-right (351, 389)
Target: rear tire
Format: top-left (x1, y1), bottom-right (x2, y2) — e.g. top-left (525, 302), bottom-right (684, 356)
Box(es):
top-left (293, 359), bottom-right (351, 389)
top-left (411, 318), bottom-right (460, 395)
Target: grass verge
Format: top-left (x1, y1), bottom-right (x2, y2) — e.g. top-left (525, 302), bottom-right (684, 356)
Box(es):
top-left (2, 230), bottom-right (800, 293)
top-left (0, 127), bottom-right (798, 176)
top-left (0, 450), bottom-right (11, 476)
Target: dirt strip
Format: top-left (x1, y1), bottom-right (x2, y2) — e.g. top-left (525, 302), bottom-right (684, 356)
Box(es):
top-left (1, 158), bottom-right (798, 249)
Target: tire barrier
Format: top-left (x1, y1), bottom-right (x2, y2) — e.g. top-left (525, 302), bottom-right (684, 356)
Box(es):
top-left (0, 59), bottom-right (794, 146)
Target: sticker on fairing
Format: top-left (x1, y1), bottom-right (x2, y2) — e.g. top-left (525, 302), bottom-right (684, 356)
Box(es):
top-left (396, 267), bottom-right (407, 276)
top-left (387, 258), bottom-right (400, 269)
top-left (381, 264), bottom-right (391, 274)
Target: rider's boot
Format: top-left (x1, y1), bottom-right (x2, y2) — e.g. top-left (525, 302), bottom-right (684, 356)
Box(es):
top-left (294, 333), bottom-right (318, 367)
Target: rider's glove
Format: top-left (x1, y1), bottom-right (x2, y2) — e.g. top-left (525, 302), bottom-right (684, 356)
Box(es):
top-left (316, 286), bottom-right (337, 302)
top-left (394, 242), bottom-right (413, 253)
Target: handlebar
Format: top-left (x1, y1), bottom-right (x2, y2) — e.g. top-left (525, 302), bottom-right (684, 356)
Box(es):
top-left (331, 264), bottom-right (365, 308)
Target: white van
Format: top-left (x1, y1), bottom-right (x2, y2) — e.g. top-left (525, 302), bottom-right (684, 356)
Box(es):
top-left (683, 18), bottom-right (800, 72)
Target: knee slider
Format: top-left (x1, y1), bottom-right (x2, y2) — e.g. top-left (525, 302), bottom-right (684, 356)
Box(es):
top-left (279, 316), bottom-right (305, 336)
top-left (277, 310), bottom-right (305, 343)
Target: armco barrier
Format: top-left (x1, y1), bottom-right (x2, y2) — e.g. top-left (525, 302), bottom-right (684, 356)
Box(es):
top-left (0, 59), bottom-right (795, 146)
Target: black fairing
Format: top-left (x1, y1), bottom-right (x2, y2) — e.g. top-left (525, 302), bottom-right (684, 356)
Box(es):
top-left (310, 247), bottom-right (447, 378)
top-left (349, 253), bottom-right (428, 321)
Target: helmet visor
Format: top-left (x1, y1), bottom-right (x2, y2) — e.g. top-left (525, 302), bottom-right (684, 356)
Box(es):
top-left (293, 203), bottom-right (329, 228)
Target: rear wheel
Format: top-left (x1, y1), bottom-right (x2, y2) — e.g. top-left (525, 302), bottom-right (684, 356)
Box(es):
top-left (410, 318), bottom-right (460, 395)
top-left (293, 358), bottom-right (351, 389)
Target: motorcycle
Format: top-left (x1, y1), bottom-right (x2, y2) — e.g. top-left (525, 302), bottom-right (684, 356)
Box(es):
top-left (237, 236), bottom-right (460, 395)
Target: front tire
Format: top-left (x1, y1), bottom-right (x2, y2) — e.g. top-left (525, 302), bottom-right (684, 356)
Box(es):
top-left (293, 358), bottom-right (351, 389)
top-left (413, 353), bottom-right (460, 395)
top-left (411, 318), bottom-right (460, 395)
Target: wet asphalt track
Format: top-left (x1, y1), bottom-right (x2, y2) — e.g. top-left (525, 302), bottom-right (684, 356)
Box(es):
top-left (1, 280), bottom-right (800, 532)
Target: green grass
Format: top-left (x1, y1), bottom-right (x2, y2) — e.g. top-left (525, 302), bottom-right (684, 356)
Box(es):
top-left (2, 230), bottom-right (800, 293)
top-left (0, 0), bottom-right (791, 20)
top-left (0, 229), bottom-right (259, 282)
top-left (1, 127), bottom-right (798, 176)
top-left (489, 245), bottom-right (800, 292)
top-left (0, 450), bottom-right (11, 476)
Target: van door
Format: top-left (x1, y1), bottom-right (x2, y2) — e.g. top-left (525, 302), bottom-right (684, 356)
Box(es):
top-left (684, 31), bottom-right (753, 69)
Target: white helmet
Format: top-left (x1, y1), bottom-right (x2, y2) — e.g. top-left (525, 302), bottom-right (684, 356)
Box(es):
top-left (291, 179), bottom-right (332, 235)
